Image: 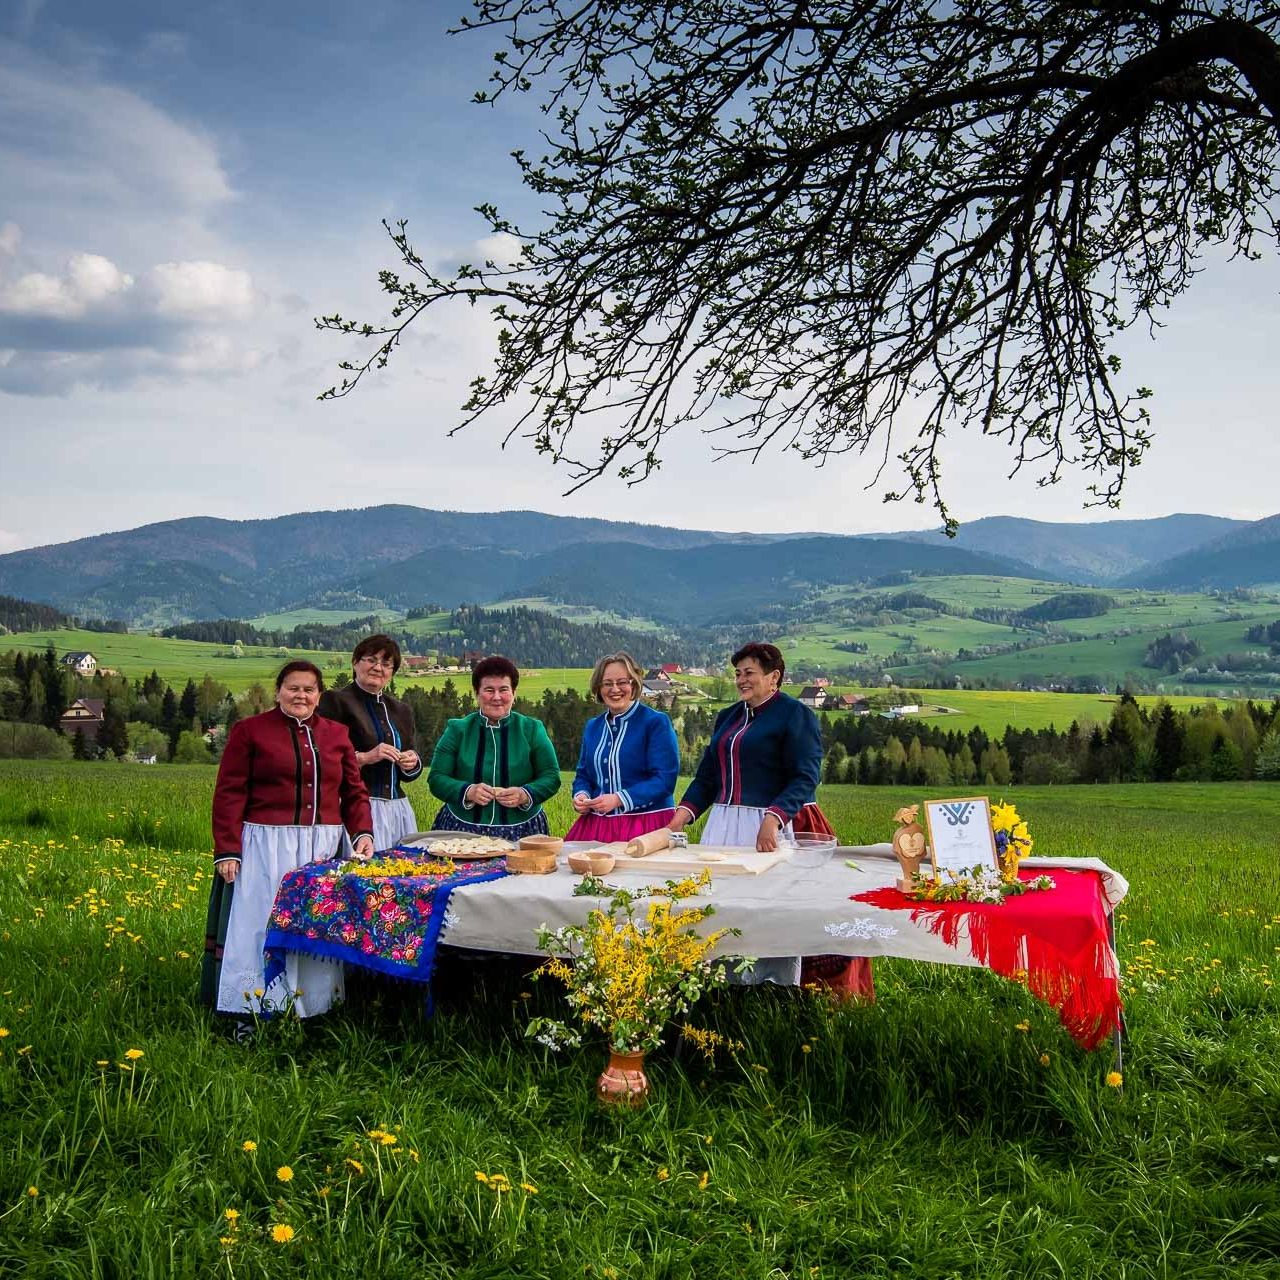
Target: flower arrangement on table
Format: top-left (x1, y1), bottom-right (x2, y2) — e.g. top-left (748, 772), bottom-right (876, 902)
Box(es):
top-left (906, 801), bottom-right (1054, 904)
top-left (527, 870), bottom-right (751, 1098)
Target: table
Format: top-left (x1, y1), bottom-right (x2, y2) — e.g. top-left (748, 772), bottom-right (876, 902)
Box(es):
top-left (265, 843), bottom-right (1128, 1051)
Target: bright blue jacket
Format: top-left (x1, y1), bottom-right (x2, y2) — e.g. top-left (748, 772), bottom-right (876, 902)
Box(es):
top-left (571, 700), bottom-right (679, 815)
top-left (677, 691), bottom-right (822, 825)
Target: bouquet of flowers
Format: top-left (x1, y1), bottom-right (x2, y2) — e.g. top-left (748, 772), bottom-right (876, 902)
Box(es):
top-left (990, 800), bottom-right (1033, 881)
top-left (527, 871), bottom-right (750, 1055)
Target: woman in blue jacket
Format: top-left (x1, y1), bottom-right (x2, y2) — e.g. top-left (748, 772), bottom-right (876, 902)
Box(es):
top-left (566, 652), bottom-right (680, 842)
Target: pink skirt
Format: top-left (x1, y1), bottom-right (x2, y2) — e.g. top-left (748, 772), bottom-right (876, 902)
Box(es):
top-left (564, 808), bottom-right (675, 843)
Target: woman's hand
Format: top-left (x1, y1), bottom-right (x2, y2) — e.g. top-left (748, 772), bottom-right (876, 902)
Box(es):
top-left (216, 859), bottom-right (240, 884)
top-left (397, 750), bottom-right (420, 772)
top-left (667, 810), bottom-right (690, 834)
top-left (351, 835), bottom-right (374, 861)
top-left (493, 786), bottom-right (531, 809)
top-left (590, 793), bottom-right (623, 814)
top-left (572, 791), bottom-right (593, 814)
top-left (358, 743), bottom-right (401, 767)
top-left (756, 813), bottom-right (782, 852)
top-left (465, 783), bottom-right (496, 808)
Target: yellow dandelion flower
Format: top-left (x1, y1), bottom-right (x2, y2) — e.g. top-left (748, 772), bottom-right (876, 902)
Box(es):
top-left (218, 1236), bottom-right (236, 1247)
top-left (224, 1208), bottom-right (240, 1225)
top-left (270, 1223), bottom-right (295, 1244)
top-left (475, 1171), bottom-right (490, 1184)
top-left (0, 1028), bottom-right (8, 1038)
top-left (318, 1186), bottom-right (331, 1198)
top-left (276, 1166), bottom-right (294, 1183)
top-left (1014, 1021), bottom-right (1030, 1033)
top-left (95, 1059), bottom-right (109, 1066)
top-left (345, 1158), bottom-right (364, 1175)
top-left (27, 1186), bottom-right (38, 1197)
top-left (1039, 1053), bottom-right (1050, 1066)
top-left (1106, 1071), bottom-right (1124, 1088)
top-left (656, 1167), bottom-right (670, 1181)
top-left (521, 1182), bottom-right (538, 1194)
top-left (123, 1048), bottom-right (144, 1060)
top-left (698, 1171), bottom-right (710, 1190)
top-left (801, 1044), bottom-right (812, 1054)
top-left (242, 1141), bottom-right (257, 1153)
top-left (253, 987), bottom-right (265, 998)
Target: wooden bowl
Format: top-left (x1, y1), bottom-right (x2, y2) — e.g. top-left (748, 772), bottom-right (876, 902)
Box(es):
top-left (567, 849), bottom-right (616, 876)
top-left (518, 835), bottom-right (564, 855)
top-left (506, 848), bottom-right (559, 875)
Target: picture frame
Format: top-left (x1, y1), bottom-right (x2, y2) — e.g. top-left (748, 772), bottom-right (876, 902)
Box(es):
top-left (922, 796), bottom-right (998, 877)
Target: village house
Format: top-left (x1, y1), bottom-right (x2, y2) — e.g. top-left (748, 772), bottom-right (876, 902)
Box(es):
top-left (658, 663), bottom-right (682, 675)
top-left (797, 685), bottom-right (830, 709)
top-left (59, 697), bottom-right (105, 742)
top-left (61, 651), bottom-right (98, 676)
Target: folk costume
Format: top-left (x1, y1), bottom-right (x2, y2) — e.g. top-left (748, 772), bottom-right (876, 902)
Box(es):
top-left (200, 707), bottom-right (372, 1019)
top-left (565, 699), bottom-right (679, 842)
top-left (319, 682), bottom-right (422, 851)
top-left (427, 709), bottom-right (561, 839)
top-left (677, 690), bottom-right (823, 985)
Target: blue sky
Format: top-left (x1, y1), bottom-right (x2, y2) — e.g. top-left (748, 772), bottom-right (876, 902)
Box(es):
top-left (2, 0), bottom-right (1277, 554)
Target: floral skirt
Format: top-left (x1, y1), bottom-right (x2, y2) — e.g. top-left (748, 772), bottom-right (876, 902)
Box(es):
top-left (564, 807), bottom-right (674, 843)
top-left (201, 823), bottom-right (346, 1018)
top-left (430, 806), bottom-right (549, 840)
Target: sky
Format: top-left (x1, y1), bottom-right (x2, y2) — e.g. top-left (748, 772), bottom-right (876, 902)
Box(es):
top-left (2, 0), bottom-right (1277, 555)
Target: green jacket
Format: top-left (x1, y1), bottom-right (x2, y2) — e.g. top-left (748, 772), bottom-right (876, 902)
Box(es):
top-left (427, 710), bottom-right (561, 827)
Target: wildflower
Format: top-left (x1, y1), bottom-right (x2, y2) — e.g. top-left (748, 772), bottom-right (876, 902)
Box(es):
top-left (276, 1166), bottom-right (294, 1183)
top-left (123, 1048), bottom-right (144, 1061)
top-left (698, 1171), bottom-right (710, 1190)
top-left (521, 1182), bottom-right (538, 1194)
top-left (253, 988), bottom-right (265, 998)
top-left (656, 1167), bottom-right (670, 1181)
top-left (367, 1129), bottom-right (397, 1146)
top-left (1139, 939), bottom-right (1157, 948)
top-left (345, 1158), bottom-right (364, 1175)
top-left (1014, 1021), bottom-right (1030, 1033)
top-left (27, 1186), bottom-right (38, 1197)
top-left (224, 1208), bottom-right (240, 1225)
top-left (475, 1171), bottom-right (490, 1184)
top-left (318, 1186), bottom-right (331, 1198)
top-left (0, 1028), bottom-right (8, 1038)
top-left (270, 1223), bottom-right (295, 1244)
top-left (218, 1236), bottom-right (236, 1248)
top-left (1039, 1053), bottom-right (1050, 1066)
top-left (242, 1140), bottom-right (257, 1153)
top-left (801, 1044), bottom-right (812, 1054)
top-left (95, 1059), bottom-right (109, 1066)
top-left (408, 1149), bottom-right (420, 1164)
top-left (1106, 1071), bottom-right (1124, 1088)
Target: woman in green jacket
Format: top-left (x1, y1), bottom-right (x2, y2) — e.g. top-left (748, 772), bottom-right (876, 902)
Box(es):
top-left (427, 655), bottom-right (561, 837)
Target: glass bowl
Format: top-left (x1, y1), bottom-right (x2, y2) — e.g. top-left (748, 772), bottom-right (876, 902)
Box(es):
top-left (785, 832), bottom-right (838, 867)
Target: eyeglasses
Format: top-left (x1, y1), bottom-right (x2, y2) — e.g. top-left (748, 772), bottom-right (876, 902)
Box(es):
top-left (600, 680), bottom-right (633, 690)
top-left (359, 656), bottom-right (395, 669)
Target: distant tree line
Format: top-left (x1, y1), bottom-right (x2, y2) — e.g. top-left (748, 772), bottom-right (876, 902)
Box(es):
top-left (0, 593), bottom-right (126, 634)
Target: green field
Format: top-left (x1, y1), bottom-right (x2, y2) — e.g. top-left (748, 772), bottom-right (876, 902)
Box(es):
top-left (1, 762), bottom-right (1276, 1276)
top-left (245, 609), bottom-right (406, 630)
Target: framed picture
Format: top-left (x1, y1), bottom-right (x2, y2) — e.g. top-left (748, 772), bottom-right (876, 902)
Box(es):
top-left (922, 796), bottom-right (998, 876)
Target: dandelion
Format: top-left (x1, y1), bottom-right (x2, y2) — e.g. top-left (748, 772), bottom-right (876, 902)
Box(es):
top-left (698, 1171), bottom-right (710, 1190)
top-left (1014, 1021), bottom-right (1030, 1033)
top-left (270, 1223), bottom-right (295, 1244)
top-left (1039, 1053), bottom-right (1051, 1066)
top-left (521, 1182), bottom-right (538, 1194)
top-left (801, 1044), bottom-right (812, 1054)
top-left (123, 1048), bottom-right (144, 1061)
top-left (218, 1236), bottom-right (236, 1248)
top-left (224, 1208), bottom-right (240, 1225)
top-left (318, 1186), bottom-right (331, 1198)
top-left (345, 1158), bottom-right (364, 1176)
top-left (242, 1140), bottom-right (258, 1153)
top-left (27, 1186), bottom-right (38, 1197)
top-left (276, 1166), bottom-right (294, 1183)
top-left (1106, 1071), bottom-right (1124, 1088)
top-left (475, 1171), bottom-right (490, 1184)
top-left (656, 1168), bottom-right (670, 1181)
top-left (0, 1028), bottom-right (8, 1038)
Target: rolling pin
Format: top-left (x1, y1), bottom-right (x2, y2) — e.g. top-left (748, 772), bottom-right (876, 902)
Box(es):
top-left (624, 829), bottom-right (672, 858)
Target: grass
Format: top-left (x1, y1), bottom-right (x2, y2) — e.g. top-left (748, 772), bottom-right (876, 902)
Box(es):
top-left (1, 762), bottom-right (1278, 1276)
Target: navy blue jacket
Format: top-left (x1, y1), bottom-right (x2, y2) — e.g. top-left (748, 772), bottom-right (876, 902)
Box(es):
top-left (571, 700), bottom-right (679, 814)
top-left (677, 691), bottom-right (822, 825)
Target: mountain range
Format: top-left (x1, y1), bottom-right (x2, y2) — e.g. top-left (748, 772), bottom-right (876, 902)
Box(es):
top-left (0, 506), bottom-right (1275, 628)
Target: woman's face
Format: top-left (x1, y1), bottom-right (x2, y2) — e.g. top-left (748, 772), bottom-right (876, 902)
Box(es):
top-left (276, 671), bottom-right (321, 720)
top-left (599, 661), bottom-right (636, 714)
top-left (354, 651), bottom-right (395, 694)
top-left (476, 675), bottom-right (514, 721)
top-left (735, 657), bottom-right (778, 707)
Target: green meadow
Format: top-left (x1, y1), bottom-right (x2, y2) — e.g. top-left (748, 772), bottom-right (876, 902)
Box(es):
top-left (1, 761), bottom-right (1277, 1277)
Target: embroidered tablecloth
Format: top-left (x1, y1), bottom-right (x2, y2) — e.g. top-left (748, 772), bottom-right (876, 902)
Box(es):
top-left (263, 848), bottom-right (508, 987)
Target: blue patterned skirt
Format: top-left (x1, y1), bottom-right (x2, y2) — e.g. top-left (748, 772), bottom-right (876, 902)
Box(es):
top-left (430, 806), bottom-right (549, 840)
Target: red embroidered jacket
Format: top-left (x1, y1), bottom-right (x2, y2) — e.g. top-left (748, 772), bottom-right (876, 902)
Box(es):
top-left (212, 708), bottom-right (373, 860)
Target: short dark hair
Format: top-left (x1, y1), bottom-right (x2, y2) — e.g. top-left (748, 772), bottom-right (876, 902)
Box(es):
top-left (471, 655), bottom-right (520, 691)
top-left (730, 642), bottom-right (785, 680)
top-left (352, 633), bottom-right (402, 672)
top-left (275, 660), bottom-right (326, 691)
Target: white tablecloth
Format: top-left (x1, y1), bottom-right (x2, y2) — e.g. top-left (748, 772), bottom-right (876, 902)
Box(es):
top-left (438, 844), bottom-right (1129, 968)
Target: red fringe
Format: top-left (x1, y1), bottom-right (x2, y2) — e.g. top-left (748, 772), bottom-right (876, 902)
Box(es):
top-left (853, 870), bottom-right (1121, 1050)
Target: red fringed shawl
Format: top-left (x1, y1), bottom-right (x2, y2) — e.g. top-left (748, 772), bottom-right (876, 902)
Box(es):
top-left (853, 868), bottom-right (1121, 1049)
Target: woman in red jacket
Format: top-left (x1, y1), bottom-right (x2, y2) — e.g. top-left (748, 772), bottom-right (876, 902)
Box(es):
top-left (200, 661), bottom-right (373, 1033)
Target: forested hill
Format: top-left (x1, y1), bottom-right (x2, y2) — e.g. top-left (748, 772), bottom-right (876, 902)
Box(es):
top-left (1120, 514), bottom-right (1280, 590)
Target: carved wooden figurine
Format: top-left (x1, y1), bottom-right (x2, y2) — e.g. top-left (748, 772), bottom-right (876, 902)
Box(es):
top-left (891, 822), bottom-right (928, 890)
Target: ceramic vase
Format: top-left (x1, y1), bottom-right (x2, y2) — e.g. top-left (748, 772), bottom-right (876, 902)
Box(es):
top-left (596, 1050), bottom-right (650, 1107)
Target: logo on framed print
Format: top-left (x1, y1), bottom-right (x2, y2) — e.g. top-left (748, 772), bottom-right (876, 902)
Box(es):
top-left (922, 796), bottom-right (998, 876)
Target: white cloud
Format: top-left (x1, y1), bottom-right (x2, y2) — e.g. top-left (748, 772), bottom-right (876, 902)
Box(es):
top-left (0, 222), bottom-right (19, 255)
top-left (474, 232), bottom-right (524, 269)
top-left (146, 260), bottom-right (254, 317)
top-left (0, 251), bottom-right (134, 318)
